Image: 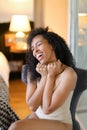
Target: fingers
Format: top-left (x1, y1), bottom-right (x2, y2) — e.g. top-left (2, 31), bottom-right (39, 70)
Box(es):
top-left (47, 60), bottom-right (63, 76)
top-left (36, 63), bottom-right (45, 70)
top-left (36, 60), bottom-right (62, 76)
top-left (36, 63), bottom-right (47, 75)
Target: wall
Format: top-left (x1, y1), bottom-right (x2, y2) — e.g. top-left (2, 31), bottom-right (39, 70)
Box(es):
top-left (34, 0), bottom-right (68, 42)
top-left (0, 0), bottom-right (68, 41)
top-left (43, 0), bottom-right (68, 41)
top-left (0, 0), bottom-right (34, 22)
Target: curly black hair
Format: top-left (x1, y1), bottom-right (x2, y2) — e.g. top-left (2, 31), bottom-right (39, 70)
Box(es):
top-left (25, 27), bottom-right (76, 82)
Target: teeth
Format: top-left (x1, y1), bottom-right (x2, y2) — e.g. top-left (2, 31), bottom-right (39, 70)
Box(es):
top-left (36, 53), bottom-right (42, 59)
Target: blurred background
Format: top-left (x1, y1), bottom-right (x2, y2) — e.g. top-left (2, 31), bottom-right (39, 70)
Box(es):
top-left (0, 0), bottom-right (87, 129)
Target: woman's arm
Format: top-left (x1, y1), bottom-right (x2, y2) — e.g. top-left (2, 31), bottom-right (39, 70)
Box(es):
top-left (42, 61), bottom-right (62, 113)
top-left (42, 63), bottom-right (77, 114)
top-left (26, 64), bottom-right (47, 111)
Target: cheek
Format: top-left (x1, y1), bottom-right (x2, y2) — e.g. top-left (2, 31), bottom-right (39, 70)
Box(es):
top-left (44, 45), bottom-right (52, 52)
top-left (44, 49), bottom-right (52, 59)
top-left (46, 46), bottom-right (53, 54)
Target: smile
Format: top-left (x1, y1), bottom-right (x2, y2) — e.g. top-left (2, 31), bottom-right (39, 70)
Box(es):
top-left (36, 53), bottom-right (43, 61)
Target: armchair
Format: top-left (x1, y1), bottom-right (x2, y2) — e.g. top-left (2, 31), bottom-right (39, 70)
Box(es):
top-left (70, 68), bottom-right (87, 130)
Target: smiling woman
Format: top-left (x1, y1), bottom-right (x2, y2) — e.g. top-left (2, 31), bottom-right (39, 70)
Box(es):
top-left (8, 27), bottom-right (77, 130)
top-left (31, 35), bottom-right (56, 64)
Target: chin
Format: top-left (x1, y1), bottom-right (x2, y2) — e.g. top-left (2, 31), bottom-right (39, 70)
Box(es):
top-left (40, 60), bottom-right (46, 65)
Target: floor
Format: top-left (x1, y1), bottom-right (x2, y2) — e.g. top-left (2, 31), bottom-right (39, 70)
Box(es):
top-left (9, 79), bottom-right (32, 119)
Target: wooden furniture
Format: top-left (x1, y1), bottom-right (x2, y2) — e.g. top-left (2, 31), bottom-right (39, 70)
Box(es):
top-left (4, 32), bottom-right (27, 53)
top-left (4, 32), bottom-right (27, 79)
top-left (0, 22), bottom-right (34, 79)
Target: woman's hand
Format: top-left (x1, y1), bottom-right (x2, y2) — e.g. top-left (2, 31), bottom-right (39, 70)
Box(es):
top-left (36, 63), bottom-right (48, 76)
top-left (47, 60), bottom-right (62, 77)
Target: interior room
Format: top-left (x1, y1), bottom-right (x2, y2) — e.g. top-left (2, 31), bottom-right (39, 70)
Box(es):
top-left (0, 0), bottom-right (87, 130)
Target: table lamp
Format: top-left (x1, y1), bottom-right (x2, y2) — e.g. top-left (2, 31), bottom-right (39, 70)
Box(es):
top-left (9, 15), bottom-right (31, 50)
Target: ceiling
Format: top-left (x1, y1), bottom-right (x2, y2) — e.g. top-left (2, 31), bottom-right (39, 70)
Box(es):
top-left (0, 0), bottom-right (34, 23)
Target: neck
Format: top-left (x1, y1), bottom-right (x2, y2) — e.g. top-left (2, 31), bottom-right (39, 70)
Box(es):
top-left (61, 64), bottom-right (67, 72)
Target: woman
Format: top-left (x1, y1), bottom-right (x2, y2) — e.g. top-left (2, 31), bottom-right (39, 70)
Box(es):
top-left (8, 27), bottom-right (77, 130)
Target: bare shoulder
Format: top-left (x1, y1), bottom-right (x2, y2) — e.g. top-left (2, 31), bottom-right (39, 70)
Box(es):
top-left (59, 66), bottom-right (77, 90)
top-left (63, 67), bottom-right (77, 79)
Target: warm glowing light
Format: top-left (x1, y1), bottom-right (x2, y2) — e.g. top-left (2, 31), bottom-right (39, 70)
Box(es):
top-left (78, 13), bottom-right (87, 28)
top-left (78, 13), bottom-right (87, 17)
top-left (9, 15), bottom-right (31, 47)
top-left (16, 31), bottom-right (25, 38)
top-left (8, 0), bottom-right (29, 2)
top-left (9, 15), bottom-right (31, 32)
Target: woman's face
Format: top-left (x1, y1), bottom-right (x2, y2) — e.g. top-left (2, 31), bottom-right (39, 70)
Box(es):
top-left (31, 35), bottom-right (57, 65)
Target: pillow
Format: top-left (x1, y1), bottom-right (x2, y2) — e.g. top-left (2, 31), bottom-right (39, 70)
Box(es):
top-left (0, 52), bottom-right (10, 87)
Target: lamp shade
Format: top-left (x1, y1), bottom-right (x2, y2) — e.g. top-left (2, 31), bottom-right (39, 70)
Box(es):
top-left (9, 15), bottom-right (31, 32)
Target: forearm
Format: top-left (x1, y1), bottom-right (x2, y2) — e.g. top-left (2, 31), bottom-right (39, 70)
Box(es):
top-left (27, 76), bottom-right (47, 111)
top-left (42, 61), bottom-right (62, 113)
top-left (42, 74), bottom-right (56, 113)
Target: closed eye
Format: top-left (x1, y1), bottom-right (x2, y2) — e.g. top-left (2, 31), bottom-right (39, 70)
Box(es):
top-left (31, 41), bottom-right (42, 52)
top-left (36, 41), bottom-right (42, 47)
